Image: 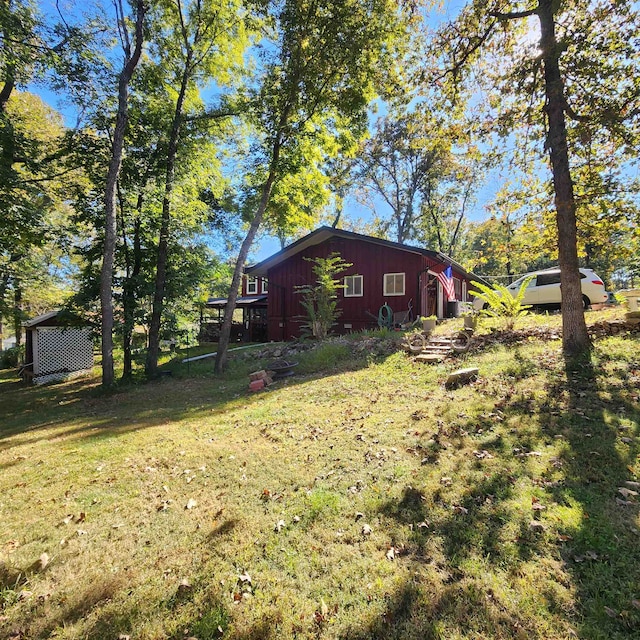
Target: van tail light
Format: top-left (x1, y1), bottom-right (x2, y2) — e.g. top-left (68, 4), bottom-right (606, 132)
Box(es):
top-left (591, 279), bottom-right (604, 285)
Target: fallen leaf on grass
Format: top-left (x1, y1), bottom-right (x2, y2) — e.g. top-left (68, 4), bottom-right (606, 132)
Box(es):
top-left (624, 481), bottom-right (640, 490)
top-left (632, 599), bottom-right (640, 610)
top-left (440, 477), bottom-right (453, 486)
top-left (178, 578), bottom-right (192, 591)
top-left (620, 437), bottom-right (633, 444)
top-left (29, 552), bottom-right (49, 572)
top-left (473, 450), bottom-right (494, 460)
top-left (452, 505), bottom-right (468, 515)
top-left (274, 520), bottom-right (286, 532)
top-left (618, 487), bottom-right (638, 499)
top-left (355, 512), bottom-right (364, 521)
top-left (529, 520), bottom-right (546, 532)
top-left (314, 598), bottom-right (330, 624)
top-left (185, 499), bottom-right (197, 510)
top-left (604, 606), bottom-right (617, 618)
top-left (517, 451), bottom-right (542, 458)
top-left (76, 512), bottom-right (86, 523)
top-left (361, 524), bottom-right (372, 536)
top-left (238, 571), bottom-right (251, 584)
top-left (531, 497), bottom-right (546, 511)
top-left (386, 547), bottom-right (396, 560)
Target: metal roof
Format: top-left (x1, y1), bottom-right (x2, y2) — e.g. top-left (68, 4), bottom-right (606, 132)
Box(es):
top-left (22, 310), bottom-right (62, 327)
top-left (245, 226), bottom-right (484, 282)
top-left (206, 295), bottom-right (267, 308)
top-left (23, 310), bottom-right (89, 328)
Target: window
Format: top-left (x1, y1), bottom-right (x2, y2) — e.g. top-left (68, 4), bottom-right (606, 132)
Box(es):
top-left (261, 278), bottom-right (268, 293)
top-left (454, 277), bottom-right (462, 300)
top-left (246, 276), bottom-right (258, 294)
top-left (344, 275), bottom-right (363, 297)
top-left (536, 272), bottom-right (561, 286)
top-left (383, 272), bottom-right (405, 296)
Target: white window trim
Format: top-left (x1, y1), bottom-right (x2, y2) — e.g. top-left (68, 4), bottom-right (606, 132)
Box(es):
top-left (261, 278), bottom-right (268, 293)
top-left (383, 272), bottom-right (405, 296)
top-left (344, 274), bottom-right (363, 297)
top-left (246, 276), bottom-right (258, 295)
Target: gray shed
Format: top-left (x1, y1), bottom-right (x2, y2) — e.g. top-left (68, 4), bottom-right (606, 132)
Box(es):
top-left (23, 310), bottom-right (94, 385)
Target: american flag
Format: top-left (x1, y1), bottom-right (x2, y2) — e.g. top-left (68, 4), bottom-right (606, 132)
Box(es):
top-left (436, 265), bottom-right (456, 301)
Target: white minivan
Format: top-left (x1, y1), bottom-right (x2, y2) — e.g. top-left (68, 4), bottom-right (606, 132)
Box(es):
top-left (474, 268), bottom-right (608, 310)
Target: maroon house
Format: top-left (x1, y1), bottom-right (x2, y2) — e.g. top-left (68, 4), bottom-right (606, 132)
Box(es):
top-left (243, 226), bottom-right (483, 342)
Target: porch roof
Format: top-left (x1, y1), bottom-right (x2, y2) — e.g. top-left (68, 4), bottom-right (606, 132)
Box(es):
top-left (206, 295), bottom-right (267, 308)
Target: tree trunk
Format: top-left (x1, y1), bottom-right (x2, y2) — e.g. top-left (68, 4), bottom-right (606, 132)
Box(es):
top-left (538, 0), bottom-right (590, 356)
top-left (215, 139), bottom-right (282, 373)
top-left (122, 214), bottom-right (142, 379)
top-left (145, 51), bottom-right (193, 377)
top-left (100, 0), bottom-right (145, 386)
top-left (0, 270), bottom-right (9, 349)
top-left (13, 281), bottom-right (21, 347)
top-left (0, 0), bottom-right (16, 114)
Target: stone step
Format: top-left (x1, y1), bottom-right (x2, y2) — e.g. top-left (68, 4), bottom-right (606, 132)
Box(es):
top-left (415, 353), bottom-right (444, 363)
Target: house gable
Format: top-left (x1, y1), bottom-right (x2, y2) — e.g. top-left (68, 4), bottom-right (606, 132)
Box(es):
top-left (244, 227), bottom-right (483, 341)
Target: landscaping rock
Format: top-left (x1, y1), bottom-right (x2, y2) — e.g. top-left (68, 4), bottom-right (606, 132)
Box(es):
top-left (445, 367), bottom-right (479, 389)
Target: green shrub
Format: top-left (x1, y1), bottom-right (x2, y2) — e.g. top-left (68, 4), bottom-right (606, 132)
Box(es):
top-left (295, 253), bottom-right (352, 340)
top-left (470, 277), bottom-right (533, 330)
top-left (0, 345), bottom-right (24, 369)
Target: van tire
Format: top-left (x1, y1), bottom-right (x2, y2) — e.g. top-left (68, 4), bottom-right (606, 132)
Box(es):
top-left (582, 295), bottom-right (590, 310)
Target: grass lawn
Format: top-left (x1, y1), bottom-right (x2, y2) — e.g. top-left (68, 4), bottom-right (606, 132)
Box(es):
top-left (0, 310), bottom-right (638, 639)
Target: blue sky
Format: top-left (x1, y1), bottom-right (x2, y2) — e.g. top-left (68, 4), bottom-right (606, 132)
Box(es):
top-left (29, 0), bottom-right (506, 263)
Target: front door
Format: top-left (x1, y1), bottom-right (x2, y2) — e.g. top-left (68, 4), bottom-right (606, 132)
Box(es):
top-left (421, 272), bottom-right (438, 317)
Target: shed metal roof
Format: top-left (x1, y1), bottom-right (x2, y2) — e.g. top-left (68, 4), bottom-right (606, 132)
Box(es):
top-left (22, 310), bottom-right (62, 327)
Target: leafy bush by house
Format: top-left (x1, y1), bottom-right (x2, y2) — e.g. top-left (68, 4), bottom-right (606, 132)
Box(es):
top-left (295, 253), bottom-right (352, 340)
top-left (470, 277), bottom-right (533, 330)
